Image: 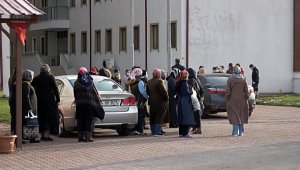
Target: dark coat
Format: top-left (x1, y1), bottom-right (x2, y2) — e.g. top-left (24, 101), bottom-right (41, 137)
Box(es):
top-left (225, 76), bottom-right (249, 124)
top-left (167, 74), bottom-right (177, 123)
top-left (146, 77), bottom-right (168, 124)
top-left (172, 64), bottom-right (185, 71)
top-left (32, 73), bottom-right (60, 133)
top-left (175, 80), bottom-right (194, 125)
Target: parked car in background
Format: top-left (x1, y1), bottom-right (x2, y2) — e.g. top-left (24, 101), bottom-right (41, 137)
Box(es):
top-left (197, 73), bottom-right (256, 118)
top-left (55, 75), bottom-right (138, 137)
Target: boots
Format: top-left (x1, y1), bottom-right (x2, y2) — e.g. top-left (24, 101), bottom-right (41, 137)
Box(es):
top-left (78, 131), bottom-right (85, 142)
top-left (192, 128), bottom-right (202, 134)
top-left (85, 131), bottom-right (94, 142)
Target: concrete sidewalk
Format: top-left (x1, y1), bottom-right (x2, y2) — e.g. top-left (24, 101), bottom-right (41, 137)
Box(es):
top-left (0, 105), bottom-right (300, 169)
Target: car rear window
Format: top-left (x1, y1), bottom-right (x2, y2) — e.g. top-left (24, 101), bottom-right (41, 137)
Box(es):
top-left (205, 76), bottom-right (228, 86)
top-left (69, 79), bottom-right (124, 91)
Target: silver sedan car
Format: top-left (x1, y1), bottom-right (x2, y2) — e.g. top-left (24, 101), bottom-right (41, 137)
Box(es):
top-left (55, 75), bottom-right (138, 136)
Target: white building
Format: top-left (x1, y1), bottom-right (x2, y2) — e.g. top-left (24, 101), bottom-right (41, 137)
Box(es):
top-left (23, 0), bottom-right (300, 93)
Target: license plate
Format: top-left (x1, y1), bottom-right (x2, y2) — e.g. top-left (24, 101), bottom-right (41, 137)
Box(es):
top-left (102, 100), bottom-right (121, 106)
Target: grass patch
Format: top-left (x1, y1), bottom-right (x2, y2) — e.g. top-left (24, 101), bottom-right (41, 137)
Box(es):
top-left (0, 98), bottom-right (10, 122)
top-left (257, 94), bottom-right (300, 107)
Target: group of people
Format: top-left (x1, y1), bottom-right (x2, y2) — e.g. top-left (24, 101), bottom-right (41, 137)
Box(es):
top-left (8, 58), bottom-right (260, 142)
top-left (9, 64), bottom-right (60, 143)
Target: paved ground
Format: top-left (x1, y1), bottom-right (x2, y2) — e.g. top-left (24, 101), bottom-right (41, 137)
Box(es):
top-left (0, 105), bottom-right (300, 170)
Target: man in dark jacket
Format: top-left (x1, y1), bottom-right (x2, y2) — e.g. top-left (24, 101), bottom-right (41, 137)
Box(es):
top-left (171, 58), bottom-right (185, 71)
top-left (249, 64), bottom-right (259, 94)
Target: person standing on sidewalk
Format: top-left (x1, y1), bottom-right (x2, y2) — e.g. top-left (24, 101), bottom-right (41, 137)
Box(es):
top-left (172, 58), bottom-right (185, 71)
top-left (175, 70), bottom-right (194, 138)
top-left (187, 68), bottom-right (203, 134)
top-left (74, 67), bottom-right (104, 142)
top-left (225, 66), bottom-right (249, 136)
top-left (166, 70), bottom-right (178, 128)
top-left (249, 64), bottom-right (259, 96)
top-left (32, 64), bottom-right (60, 141)
top-left (147, 68), bottom-right (169, 136)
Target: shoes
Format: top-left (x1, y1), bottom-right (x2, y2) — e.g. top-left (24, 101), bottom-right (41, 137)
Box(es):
top-left (78, 139), bottom-right (86, 142)
top-left (192, 128), bottom-right (202, 134)
top-left (132, 131), bottom-right (147, 135)
top-left (169, 123), bottom-right (178, 128)
top-left (232, 134), bottom-right (238, 137)
top-left (179, 134), bottom-right (192, 138)
top-left (85, 139), bottom-right (94, 143)
top-left (239, 133), bottom-right (244, 136)
top-left (30, 139), bottom-right (40, 143)
top-left (161, 130), bottom-right (166, 135)
top-left (41, 137), bottom-right (53, 141)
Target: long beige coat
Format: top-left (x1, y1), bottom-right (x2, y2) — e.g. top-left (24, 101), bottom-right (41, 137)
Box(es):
top-left (225, 76), bottom-right (249, 124)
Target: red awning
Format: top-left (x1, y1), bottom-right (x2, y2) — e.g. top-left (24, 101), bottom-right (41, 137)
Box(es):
top-left (0, 0), bottom-right (44, 16)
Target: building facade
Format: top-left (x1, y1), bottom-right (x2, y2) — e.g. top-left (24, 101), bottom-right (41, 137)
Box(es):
top-left (23, 0), bottom-right (299, 93)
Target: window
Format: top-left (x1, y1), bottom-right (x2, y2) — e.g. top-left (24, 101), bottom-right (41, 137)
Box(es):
top-left (42, 0), bottom-right (47, 7)
top-left (119, 27), bottom-right (127, 52)
top-left (70, 0), bottom-right (75, 7)
top-left (95, 30), bottom-right (101, 53)
top-left (150, 24), bottom-right (159, 50)
top-left (81, 32), bottom-right (87, 53)
top-left (171, 22), bottom-right (177, 49)
top-left (41, 37), bottom-right (45, 55)
top-left (95, 0), bottom-right (100, 3)
top-left (105, 29), bottom-right (112, 52)
top-left (134, 26), bottom-right (140, 50)
top-left (70, 33), bottom-right (76, 54)
top-left (81, 0), bottom-right (87, 6)
top-left (32, 37), bottom-right (37, 53)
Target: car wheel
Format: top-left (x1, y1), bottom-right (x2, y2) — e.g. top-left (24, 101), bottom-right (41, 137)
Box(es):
top-left (116, 124), bottom-right (133, 136)
top-left (58, 112), bottom-right (69, 137)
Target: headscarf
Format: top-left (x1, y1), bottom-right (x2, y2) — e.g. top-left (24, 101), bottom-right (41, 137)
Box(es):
top-left (179, 70), bottom-right (189, 80)
top-left (40, 64), bottom-right (51, 74)
top-left (152, 68), bottom-right (161, 78)
top-left (22, 69), bottom-right (34, 82)
top-left (78, 67), bottom-right (93, 87)
top-left (187, 68), bottom-right (196, 79)
top-left (233, 66), bottom-right (243, 79)
top-left (161, 70), bottom-right (167, 80)
top-left (130, 68), bottom-right (143, 79)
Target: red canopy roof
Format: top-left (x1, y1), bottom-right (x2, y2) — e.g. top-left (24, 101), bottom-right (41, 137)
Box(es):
top-left (0, 0), bottom-right (44, 16)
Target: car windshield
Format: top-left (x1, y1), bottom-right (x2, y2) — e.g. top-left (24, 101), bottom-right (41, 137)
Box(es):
top-left (206, 76), bottom-right (228, 86)
top-left (68, 78), bottom-right (124, 91)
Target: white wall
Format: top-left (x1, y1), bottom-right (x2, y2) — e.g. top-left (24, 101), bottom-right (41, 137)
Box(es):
top-left (189, 0), bottom-right (294, 93)
top-left (1, 24), bottom-right (10, 97)
top-left (69, 0), bottom-right (182, 75)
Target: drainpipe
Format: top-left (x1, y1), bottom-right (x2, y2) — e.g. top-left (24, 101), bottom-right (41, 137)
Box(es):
top-left (186, 0), bottom-right (189, 69)
top-left (89, 0), bottom-right (92, 69)
top-left (167, 0), bottom-right (172, 73)
top-left (0, 31), bottom-right (3, 89)
top-left (145, 0), bottom-right (148, 70)
top-left (131, 0), bottom-right (135, 67)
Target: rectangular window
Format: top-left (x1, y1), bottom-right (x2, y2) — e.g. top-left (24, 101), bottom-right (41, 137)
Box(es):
top-left (134, 26), bottom-right (140, 50)
top-left (70, 33), bottom-right (76, 54)
top-left (119, 27), bottom-right (127, 52)
top-left (32, 38), bottom-right (37, 53)
top-left (41, 37), bottom-right (45, 55)
top-left (70, 0), bottom-right (75, 7)
top-left (171, 22), bottom-right (177, 49)
top-left (150, 24), bottom-right (159, 50)
top-left (81, 0), bottom-right (87, 6)
top-left (95, 30), bottom-right (101, 53)
top-left (81, 32), bottom-right (87, 53)
top-left (105, 29), bottom-right (112, 52)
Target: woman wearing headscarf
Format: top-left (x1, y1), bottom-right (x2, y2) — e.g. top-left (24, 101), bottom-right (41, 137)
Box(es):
top-left (32, 64), bottom-right (60, 141)
top-left (146, 68), bottom-right (169, 136)
top-left (166, 69), bottom-right (178, 128)
top-left (225, 65), bottom-right (250, 136)
top-left (187, 68), bottom-right (204, 134)
top-left (175, 70), bottom-right (194, 138)
top-left (74, 67), bottom-right (104, 142)
top-left (128, 68), bottom-right (148, 135)
top-left (22, 70), bottom-right (40, 143)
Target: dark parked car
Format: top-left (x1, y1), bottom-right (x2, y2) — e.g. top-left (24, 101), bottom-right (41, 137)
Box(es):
top-left (197, 73), bottom-right (256, 118)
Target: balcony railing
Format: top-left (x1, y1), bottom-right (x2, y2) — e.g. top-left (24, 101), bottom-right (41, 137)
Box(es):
top-left (39, 6), bottom-right (69, 21)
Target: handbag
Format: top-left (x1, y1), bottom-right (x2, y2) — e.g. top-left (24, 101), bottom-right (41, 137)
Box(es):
top-left (23, 111), bottom-right (40, 140)
top-left (191, 88), bottom-right (201, 111)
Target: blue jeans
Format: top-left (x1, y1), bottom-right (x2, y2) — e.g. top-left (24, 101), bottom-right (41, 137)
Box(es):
top-left (133, 111), bottom-right (145, 133)
top-left (151, 124), bottom-right (162, 135)
top-left (232, 124), bottom-right (244, 135)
